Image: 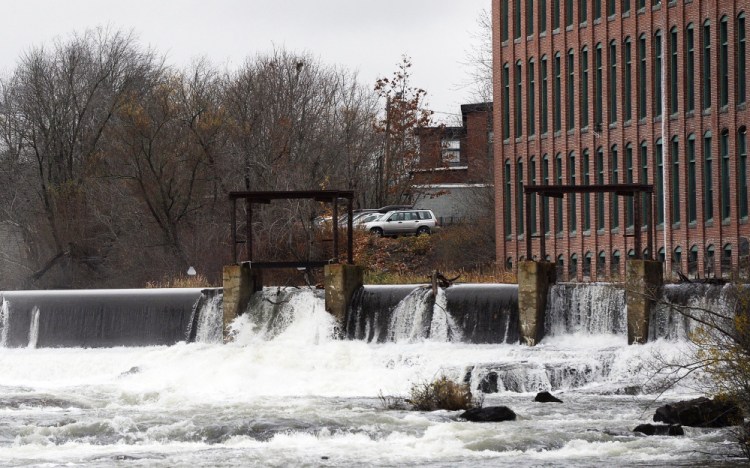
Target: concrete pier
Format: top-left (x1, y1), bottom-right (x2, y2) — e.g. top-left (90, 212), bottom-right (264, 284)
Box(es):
top-left (517, 260), bottom-right (557, 346)
top-left (222, 263), bottom-right (263, 339)
top-left (324, 264), bottom-right (364, 329)
top-left (625, 259), bottom-right (663, 344)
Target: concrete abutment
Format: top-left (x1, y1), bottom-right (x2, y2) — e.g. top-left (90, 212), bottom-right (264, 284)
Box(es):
top-left (625, 259), bottom-right (663, 345)
top-left (222, 263), bottom-right (263, 339)
top-left (324, 264), bottom-right (364, 329)
top-left (517, 260), bottom-right (557, 346)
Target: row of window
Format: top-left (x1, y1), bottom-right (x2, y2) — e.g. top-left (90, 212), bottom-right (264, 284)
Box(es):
top-left (502, 0), bottom-right (719, 43)
top-left (500, 14), bottom-right (747, 140)
top-left (502, 129), bottom-right (750, 237)
top-left (506, 239), bottom-right (748, 278)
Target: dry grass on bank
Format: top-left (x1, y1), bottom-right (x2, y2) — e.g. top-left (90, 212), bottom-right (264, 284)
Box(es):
top-left (145, 274), bottom-right (215, 288)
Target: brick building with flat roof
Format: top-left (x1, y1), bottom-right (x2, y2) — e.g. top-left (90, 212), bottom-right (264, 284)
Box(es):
top-left (412, 103), bottom-right (494, 224)
top-left (492, 0), bottom-right (750, 280)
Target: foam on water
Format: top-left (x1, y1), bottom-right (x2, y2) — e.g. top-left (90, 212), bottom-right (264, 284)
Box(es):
top-left (0, 285), bottom-right (740, 466)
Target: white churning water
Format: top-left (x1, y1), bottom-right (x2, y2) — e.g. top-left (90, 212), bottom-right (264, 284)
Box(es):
top-left (0, 285), bottom-right (743, 466)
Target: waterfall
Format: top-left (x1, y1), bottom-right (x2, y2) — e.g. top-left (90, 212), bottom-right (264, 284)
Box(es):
top-left (0, 298), bottom-right (9, 347)
top-left (347, 284), bottom-right (518, 344)
top-left (545, 283), bottom-right (626, 336)
top-left (649, 283), bottom-right (734, 340)
top-left (27, 307), bottom-right (40, 349)
top-left (186, 289), bottom-right (224, 344)
top-left (387, 287), bottom-right (435, 342)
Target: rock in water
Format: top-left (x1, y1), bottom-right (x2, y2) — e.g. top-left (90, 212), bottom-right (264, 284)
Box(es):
top-left (534, 391), bottom-right (563, 403)
top-left (460, 406), bottom-right (517, 422)
top-left (653, 397), bottom-right (742, 428)
top-left (633, 423), bottom-right (684, 436)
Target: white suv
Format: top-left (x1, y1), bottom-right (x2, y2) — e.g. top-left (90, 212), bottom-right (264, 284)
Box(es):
top-left (363, 209), bottom-right (438, 236)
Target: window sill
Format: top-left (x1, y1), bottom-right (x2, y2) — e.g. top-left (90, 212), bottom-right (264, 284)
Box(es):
top-left (741, 217), bottom-right (748, 224)
top-left (566, 25), bottom-right (574, 32)
top-left (654, 115), bottom-right (663, 123)
top-left (503, 138), bottom-right (511, 145)
top-left (652, 3), bottom-right (662, 11)
top-left (670, 113), bottom-right (679, 121)
top-left (738, 102), bottom-right (747, 111)
top-left (528, 134), bottom-right (536, 141)
top-left (583, 229), bottom-right (591, 236)
top-left (638, 7), bottom-right (645, 15)
top-left (514, 38), bottom-right (522, 44)
top-left (672, 221), bottom-right (681, 229)
top-left (703, 108), bottom-right (712, 116)
top-left (656, 223), bottom-right (664, 231)
top-left (541, 132), bottom-right (549, 140)
top-left (608, 14), bottom-right (617, 21)
top-left (623, 11), bottom-right (631, 18)
top-left (720, 105), bottom-right (729, 114)
top-left (554, 130), bottom-right (563, 138)
top-left (686, 110), bottom-right (695, 119)
top-left (553, 28), bottom-right (561, 35)
top-left (502, 40), bottom-right (509, 47)
top-left (527, 35), bottom-right (534, 41)
top-left (515, 137), bottom-right (524, 143)
top-left (580, 21), bottom-right (588, 28)
top-left (567, 129), bottom-right (576, 136)
top-left (623, 120), bottom-right (632, 127)
top-left (705, 219), bottom-right (714, 227)
top-left (689, 221), bottom-right (697, 228)
top-left (597, 228), bottom-right (605, 235)
top-left (638, 118), bottom-right (647, 125)
top-left (722, 218), bottom-right (731, 226)
top-left (609, 122), bottom-right (617, 129)
top-left (594, 18), bottom-right (602, 25)
top-left (668, 0), bottom-right (676, 7)
top-left (581, 126), bottom-right (589, 133)
top-left (540, 31), bottom-right (547, 38)
top-left (569, 231), bottom-right (577, 237)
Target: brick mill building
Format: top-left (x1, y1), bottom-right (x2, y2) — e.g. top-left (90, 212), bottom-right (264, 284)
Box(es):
top-left (412, 103), bottom-right (494, 224)
top-left (492, 0), bottom-right (750, 280)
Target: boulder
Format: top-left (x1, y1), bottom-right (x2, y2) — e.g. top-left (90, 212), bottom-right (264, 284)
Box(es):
top-left (460, 406), bottom-right (516, 422)
top-left (534, 391), bottom-right (563, 403)
top-left (653, 397), bottom-right (743, 428)
top-left (633, 423), bottom-right (684, 436)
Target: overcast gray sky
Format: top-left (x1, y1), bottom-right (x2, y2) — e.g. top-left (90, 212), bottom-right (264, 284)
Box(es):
top-left (1, 0), bottom-right (489, 123)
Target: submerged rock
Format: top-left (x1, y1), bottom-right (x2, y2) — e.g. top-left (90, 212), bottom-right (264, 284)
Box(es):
top-left (478, 372), bottom-right (499, 393)
top-left (534, 391), bottom-right (563, 403)
top-left (653, 397), bottom-right (743, 428)
top-left (633, 423), bottom-right (684, 436)
top-left (460, 406), bottom-right (517, 422)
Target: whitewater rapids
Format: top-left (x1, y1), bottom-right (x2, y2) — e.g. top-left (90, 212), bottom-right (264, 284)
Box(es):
top-left (0, 288), bottom-right (743, 466)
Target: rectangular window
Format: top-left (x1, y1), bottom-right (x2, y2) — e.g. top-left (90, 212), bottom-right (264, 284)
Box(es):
top-left (567, 52), bottom-right (575, 130)
top-left (594, 0), bottom-right (601, 20)
top-left (595, 46), bottom-right (603, 126)
top-left (688, 136), bottom-right (697, 223)
top-left (514, 0), bottom-right (522, 39)
top-left (638, 0), bottom-right (644, 9)
top-left (515, 62), bottom-right (523, 138)
top-left (671, 139), bottom-right (680, 224)
top-left (517, 161), bottom-right (524, 234)
top-left (609, 42), bottom-right (617, 123)
top-left (654, 33), bottom-right (663, 118)
top-left (583, 151), bottom-right (591, 230)
top-left (543, 157), bottom-right (550, 233)
top-left (527, 0), bottom-right (534, 35)
top-left (611, 146), bottom-right (619, 229)
top-left (626, 145), bottom-right (634, 228)
top-left (504, 161), bottom-right (512, 236)
top-left (566, 0), bottom-right (573, 27)
top-left (502, 0), bottom-right (509, 41)
top-left (623, 0), bottom-right (630, 15)
top-left (540, 0), bottom-right (547, 33)
top-left (740, 130), bottom-right (748, 218)
top-left (541, 58), bottom-right (549, 134)
top-left (528, 61), bottom-right (536, 136)
top-left (530, 159), bottom-right (538, 233)
top-left (721, 132), bottom-right (731, 220)
top-left (607, 0), bottom-right (615, 17)
top-left (554, 54), bottom-right (562, 132)
top-left (624, 40), bottom-right (632, 121)
top-left (569, 153), bottom-right (577, 233)
top-left (556, 156), bottom-right (563, 233)
top-left (596, 148), bottom-right (604, 230)
top-left (738, 15), bottom-right (746, 104)
top-left (640, 143), bottom-right (649, 227)
top-left (704, 134), bottom-right (714, 221)
top-left (581, 48), bottom-right (590, 127)
top-left (720, 18), bottom-right (729, 108)
top-left (553, 0), bottom-right (560, 30)
top-left (503, 64), bottom-right (510, 139)
top-left (686, 26), bottom-right (695, 112)
top-left (656, 140), bottom-right (664, 225)
top-left (580, 0), bottom-right (587, 23)
top-left (670, 29), bottom-right (678, 115)
top-left (441, 139), bottom-right (461, 166)
top-left (703, 22), bottom-right (712, 110)
top-left (638, 36), bottom-right (647, 119)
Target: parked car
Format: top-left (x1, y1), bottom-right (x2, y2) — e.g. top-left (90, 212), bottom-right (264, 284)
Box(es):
top-left (362, 209), bottom-right (438, 236)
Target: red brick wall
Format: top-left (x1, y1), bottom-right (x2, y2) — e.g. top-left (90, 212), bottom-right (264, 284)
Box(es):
top-left (493, 0), bottom-right (750, 280)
